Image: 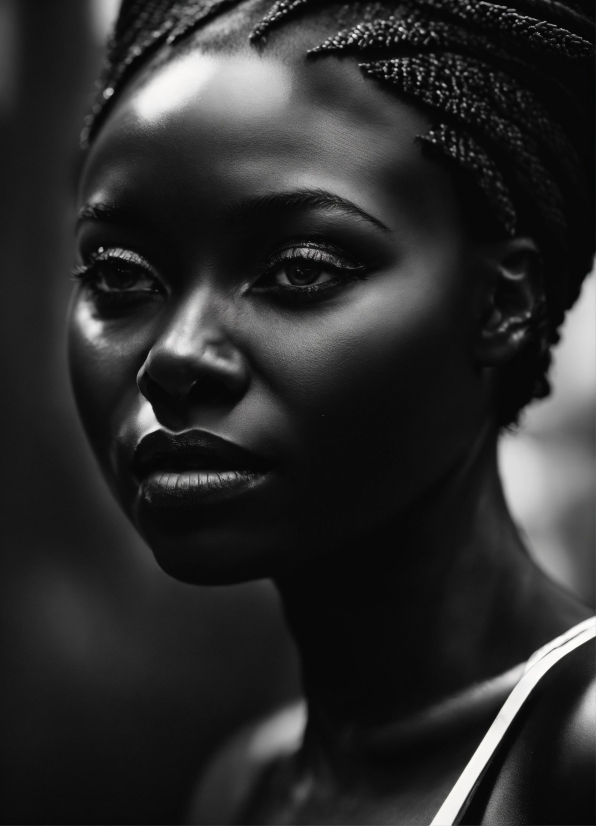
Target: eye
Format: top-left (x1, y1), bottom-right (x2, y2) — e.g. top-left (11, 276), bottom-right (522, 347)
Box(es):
top-left (273, 257), bottom-right (336, 288)
top-left (254, 243), bottom-right (366, 300)
top-left (72, 247), bottom-right (165, 309)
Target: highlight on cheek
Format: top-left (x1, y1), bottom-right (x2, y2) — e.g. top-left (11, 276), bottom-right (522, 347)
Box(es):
top-left (70, 296), bottom-right (109, 341)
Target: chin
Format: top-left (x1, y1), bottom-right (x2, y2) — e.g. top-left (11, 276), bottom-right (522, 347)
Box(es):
top-left (137, 519), bottom-right (280, 586)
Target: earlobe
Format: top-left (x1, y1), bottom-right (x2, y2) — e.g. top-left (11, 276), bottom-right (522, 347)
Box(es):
top-left (474, 238), bottom-right (545, 367)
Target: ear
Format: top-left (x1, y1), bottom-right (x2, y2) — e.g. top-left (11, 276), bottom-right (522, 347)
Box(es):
top-left (474, 237), bottom-right (545, 367)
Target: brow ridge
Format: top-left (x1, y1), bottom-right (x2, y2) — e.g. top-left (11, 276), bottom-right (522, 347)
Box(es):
top-left (226, 188), bottom-right (390, 232)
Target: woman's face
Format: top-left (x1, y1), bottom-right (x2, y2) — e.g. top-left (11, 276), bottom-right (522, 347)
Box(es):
top-left (69, 29), bottom-right (490, 584)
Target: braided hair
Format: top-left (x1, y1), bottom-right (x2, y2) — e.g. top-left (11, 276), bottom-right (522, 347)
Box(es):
top-left (82, 0), bottom-right (595, 426)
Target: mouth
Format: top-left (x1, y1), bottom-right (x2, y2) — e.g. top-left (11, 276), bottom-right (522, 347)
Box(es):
top-left (131, 429), bottom-right (270, 513)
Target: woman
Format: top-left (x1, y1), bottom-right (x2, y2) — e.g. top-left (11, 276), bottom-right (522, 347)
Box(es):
top-left (68, 0), bottom-right (594, 823)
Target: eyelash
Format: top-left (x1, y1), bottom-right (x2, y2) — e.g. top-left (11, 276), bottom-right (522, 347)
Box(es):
top-left (254, 242), bottom-right (367, 301)
top-left (71, 247), bottom-right (164, 306)
top-left (72, 241), bottom-right (367, 308)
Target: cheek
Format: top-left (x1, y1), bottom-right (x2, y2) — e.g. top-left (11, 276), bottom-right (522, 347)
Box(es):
top-left (67, 296), bottom-right (147, 467)
top-left (250, 263), bottom-right (481, 515)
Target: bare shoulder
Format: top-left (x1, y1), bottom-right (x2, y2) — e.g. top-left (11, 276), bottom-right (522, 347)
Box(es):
top-left (470, 631), bottom-right (595, 825)
top-left (185, 701), bottom-right (306, 826)
top-left (520, 629), bottom-right (595, 788)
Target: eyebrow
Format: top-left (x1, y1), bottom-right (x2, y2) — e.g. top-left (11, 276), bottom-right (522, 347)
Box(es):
top-left (76, 189), bottom-right (391, 234)
top-left (226, 189), bottom-right (391, 233)
top-left (76, 203), bottom-right (138, 231)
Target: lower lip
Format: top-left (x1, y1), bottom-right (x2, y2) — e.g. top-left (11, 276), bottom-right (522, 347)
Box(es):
top-left (137, 468), bottom-right (268, 511)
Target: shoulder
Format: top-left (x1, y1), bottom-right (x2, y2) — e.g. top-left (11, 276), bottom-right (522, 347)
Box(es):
top-left (185, 701), bottom-right (306, 825)
top-left (533, 630), bottom-right (595, 761)
top-left (523, 632), bottom-right (595, 797)
top-left (469, 631), bottom-right (595, 825)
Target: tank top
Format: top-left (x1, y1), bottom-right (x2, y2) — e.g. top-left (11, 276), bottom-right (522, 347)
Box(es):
top-left (430, 615), bottom-right (596, 825)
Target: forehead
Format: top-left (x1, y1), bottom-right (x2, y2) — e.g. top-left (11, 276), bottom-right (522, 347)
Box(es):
top-left (80, 21), bottom-right (460, 235)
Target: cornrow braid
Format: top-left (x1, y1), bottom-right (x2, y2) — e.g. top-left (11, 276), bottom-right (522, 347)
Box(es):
top-left (249, 0), bottom-right (311, 41)
top-left (252, 1), bottom-right (593, 129)
top-left (310, 17), bottom-right (584, 183)
top-left (417, 123), bottom-right (518, 234)
top-left (309, 12), bottom-right (518, 57)
top-left (503, 0), bottom-right (593, 38)
top-left (84, 0), bottom-right (594, 424)
top-left (308, 11), bottom-right (587, 82)
top-left (250, 0), bottom-right (593, 55)
top-left (410, 0), bottom-right (592, 57)
top-left (360, 54), bottom-right (573, 234)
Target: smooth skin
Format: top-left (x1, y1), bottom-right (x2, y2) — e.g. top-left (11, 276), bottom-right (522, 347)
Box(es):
top-left (69, 9), bottom-right (591, 824)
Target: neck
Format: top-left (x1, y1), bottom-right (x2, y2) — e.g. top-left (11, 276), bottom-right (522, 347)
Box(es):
top-left (275, 428), bottom-right (587, 759)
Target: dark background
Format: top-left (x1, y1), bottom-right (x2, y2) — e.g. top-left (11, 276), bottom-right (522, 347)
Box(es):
top-left (0, 1), bottom-right (592, 823)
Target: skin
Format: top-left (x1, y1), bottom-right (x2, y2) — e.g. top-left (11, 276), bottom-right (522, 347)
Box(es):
top-left (68, 11), bottom-right (590, 824)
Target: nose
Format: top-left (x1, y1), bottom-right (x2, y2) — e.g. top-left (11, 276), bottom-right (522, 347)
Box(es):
top-left (137, 297), bottom-right (250, 411)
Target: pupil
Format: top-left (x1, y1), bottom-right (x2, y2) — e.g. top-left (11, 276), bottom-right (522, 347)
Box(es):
top-left (287, 262), bottom-right (320, 286)
top-left (102, 263), bottom-right (136, 289)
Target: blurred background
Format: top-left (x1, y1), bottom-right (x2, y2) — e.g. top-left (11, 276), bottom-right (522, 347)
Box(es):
top-left (0, 1), bottom-right (593, 823)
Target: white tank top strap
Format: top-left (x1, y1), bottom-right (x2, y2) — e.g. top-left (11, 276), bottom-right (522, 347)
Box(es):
top-left (430, 616), bottom-right (596, 826)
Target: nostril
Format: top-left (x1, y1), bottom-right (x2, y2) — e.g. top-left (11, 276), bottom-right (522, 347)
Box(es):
top-left (138, 368), bottom-right (236, 409)
top-left (187, 375), bottom-right (231, 406)
top-left (138, 371), bottom-right (181, 407)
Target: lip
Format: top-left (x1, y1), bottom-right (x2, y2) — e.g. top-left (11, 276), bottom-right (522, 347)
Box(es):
top-left (132, 429), bottom-right (270, 514)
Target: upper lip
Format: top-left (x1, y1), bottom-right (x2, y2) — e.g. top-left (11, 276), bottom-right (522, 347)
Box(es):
top-left (132, 430), bottom-right (268, 478)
